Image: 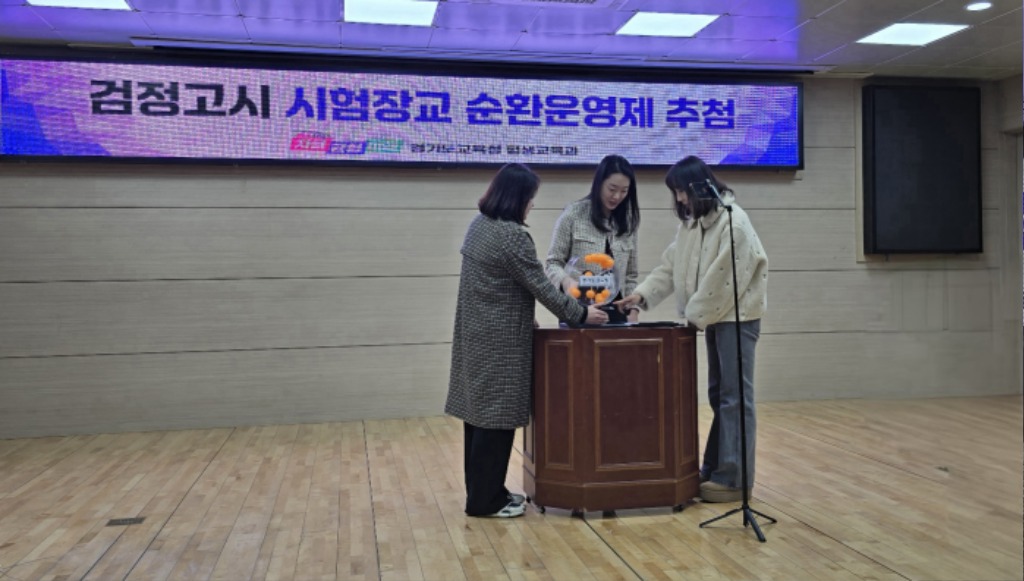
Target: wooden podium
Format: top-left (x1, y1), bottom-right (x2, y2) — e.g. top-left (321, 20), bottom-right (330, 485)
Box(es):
top-left (524, 325), bottom-right (700, 513)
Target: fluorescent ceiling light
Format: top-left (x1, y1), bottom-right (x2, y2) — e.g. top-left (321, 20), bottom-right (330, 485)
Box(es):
top-left (965, 2), bottom-right (992, 10)
top-left (616, 12), bottom-right (719, 38)
top-left (857, 23), bottom-right (968, 46)
top-left (344, 0), bottom-right (438, 26)
top-left (27, 0), bottom-right (130, 8)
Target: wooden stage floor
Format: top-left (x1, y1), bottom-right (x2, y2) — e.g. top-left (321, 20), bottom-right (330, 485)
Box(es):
top-left (0, 395), bottom-right (1021, 581)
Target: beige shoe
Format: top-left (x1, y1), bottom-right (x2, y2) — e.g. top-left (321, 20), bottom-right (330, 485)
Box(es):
top-left (700, 481), bottom-right (752, 503)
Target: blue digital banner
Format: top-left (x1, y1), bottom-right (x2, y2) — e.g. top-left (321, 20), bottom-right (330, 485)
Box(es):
top-left (1, 58), bottom-right (802, 168)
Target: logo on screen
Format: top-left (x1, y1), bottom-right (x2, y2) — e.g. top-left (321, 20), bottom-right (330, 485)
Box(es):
top-left (290, 132), bottom-right (332, 152)
top-left (327, 140), bottom-right (368, 155)
top-left (366, 138), bottom-right (403, 154)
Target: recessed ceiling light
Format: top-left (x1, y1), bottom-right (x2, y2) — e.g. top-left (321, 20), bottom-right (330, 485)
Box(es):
top-left (27, 0), bottom-right (131, 8)
top-left (856, 23), bottom-right (969, 46)
top-left (965, 2), bottom-right (993, 10)
top-left (344, 0), bottom-right (438, 27)
top-left (616, 12), bottom-right (720, 38)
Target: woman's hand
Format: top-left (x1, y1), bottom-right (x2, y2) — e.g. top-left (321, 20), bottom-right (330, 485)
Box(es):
top-left (627, 309), bottom-right (640, 323)
top-left (585, 306), bottom-right (609, 325)
top-left (614, 293), bottom-right (643, 313)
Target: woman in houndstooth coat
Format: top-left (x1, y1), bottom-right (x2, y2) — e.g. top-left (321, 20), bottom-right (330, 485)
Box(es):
top-left (446, 163), bottom-right (608, 518)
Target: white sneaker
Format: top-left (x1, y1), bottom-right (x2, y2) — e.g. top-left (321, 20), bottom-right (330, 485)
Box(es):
top-left (508, 492), bottom-right (526, 505)
top-left (482, 501), bottom-right (525, 518)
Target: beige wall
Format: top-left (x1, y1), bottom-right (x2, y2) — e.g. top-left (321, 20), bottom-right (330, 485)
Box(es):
top-left (1, 76), bottom-right (1021, 438)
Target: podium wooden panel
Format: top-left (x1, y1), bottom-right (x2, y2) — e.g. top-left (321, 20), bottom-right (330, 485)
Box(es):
top-left (524, 325), bottom-right (699, 512)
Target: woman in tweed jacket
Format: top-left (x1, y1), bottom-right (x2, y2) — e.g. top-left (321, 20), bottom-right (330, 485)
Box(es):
top-left (446, 163), bottom-right (608, 518)
top-left (617, 156), bottom-right (768, 504)
top-left (545, 155), bottom-right (641, 323)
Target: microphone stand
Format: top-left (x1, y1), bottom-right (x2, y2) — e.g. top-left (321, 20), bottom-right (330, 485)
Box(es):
top-left (696, 180), bottom-right (776, 542)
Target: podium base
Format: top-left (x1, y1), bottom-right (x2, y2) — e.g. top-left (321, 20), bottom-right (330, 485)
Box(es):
top-left (524, 470), bottom-right (698, 513)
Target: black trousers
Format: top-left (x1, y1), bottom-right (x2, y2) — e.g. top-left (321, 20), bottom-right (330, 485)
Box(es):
top-left (463, 422), bottom-right (516, 516)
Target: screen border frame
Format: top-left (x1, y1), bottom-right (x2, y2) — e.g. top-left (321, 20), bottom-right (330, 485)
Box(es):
top-left (1, 45), bottom-right (805, 170)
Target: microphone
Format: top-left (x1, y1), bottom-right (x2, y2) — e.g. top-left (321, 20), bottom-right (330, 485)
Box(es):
top-left (690, 179), bottom-right (729, 207)
top-left (708, 177), bottom-right (724, 201)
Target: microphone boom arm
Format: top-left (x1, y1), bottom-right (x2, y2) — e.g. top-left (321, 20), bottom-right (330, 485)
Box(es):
top-left (705, 178), bottom-right (728, 207)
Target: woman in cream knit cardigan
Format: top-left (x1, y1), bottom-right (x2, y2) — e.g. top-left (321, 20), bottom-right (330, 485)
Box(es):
top-left (616, 156), bottom-right (768, 503)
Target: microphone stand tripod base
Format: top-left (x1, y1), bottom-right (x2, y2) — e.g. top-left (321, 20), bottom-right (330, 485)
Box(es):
top-left (699, 502), bottom-right (777, 542)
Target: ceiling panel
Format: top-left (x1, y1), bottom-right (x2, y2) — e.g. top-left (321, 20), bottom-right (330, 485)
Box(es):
top-left (428, 27), bottom-right (522, 51)
top-left (0, 6), bottom-right (62, 42)
top-left (30, 7), bottom-right (154, 44)
top-left (777, 15), bottom-right (894, 47)
top-left (664, 38), bottom-right (771, 62)
top-left (141, 13), bottom-right (249, 42)
top-left (813, 41), bottom-right (918, 66)
top-left (237, 0), bottom-right (340, 22)
top-left (511, 32), bottom-right (605, 55)
top-left (773, 20), bottom-right (863, 58)
top-left (339, 22), bottom-right (432, 49)
top-left (936, 66), bottom-right (1019, 79)
top-left (731, 0), bottom-right (845, 19)
top-left (528, 7), bottom-right (630, 35)
top-left (590, 34), bottom-right (678, 58)
top-left (736, 41), bottom-right (839, 65)
top-left (956, 41), bottom-right (1024, 68)
top-left (618, 0), bottom-right (747, 13)
top-left (900, 0), bottom-right (1021, 23)
top-left (883, 25), bottom-right (1017, 67)
top-left (858, 64), bottom-right (1018, 79)
top-left (815, 0), bottom-right (944, 23)
top-left (433, 2), bottom-right (539, 32)
top-left (974, 7), bottom-right (1024, 30)
top-left (244, 18), bottom-right (341, 46)
top-left (129, 0), bottom-right (241, 16)
top-left (698, 15), bottom-right (807, 41)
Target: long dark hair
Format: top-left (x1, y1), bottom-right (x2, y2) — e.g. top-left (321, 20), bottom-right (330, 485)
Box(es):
top-left (587, 154), bottom-right (640, 236)
top-left (664, 155), bottom-right (732, 221)
top-left (478, 163), bottom-right (540, 224)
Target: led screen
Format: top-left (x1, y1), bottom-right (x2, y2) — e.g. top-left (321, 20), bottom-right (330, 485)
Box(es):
top-left (1, 57), bottom-right (802, 168)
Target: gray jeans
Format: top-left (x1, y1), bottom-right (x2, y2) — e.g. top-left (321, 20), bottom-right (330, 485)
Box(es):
top-left (701, 319), bottom-right (760, 489)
